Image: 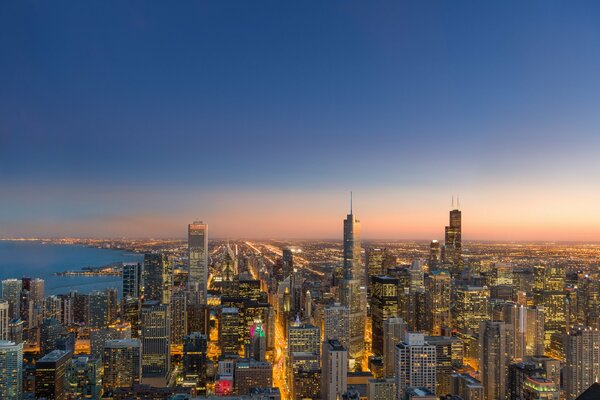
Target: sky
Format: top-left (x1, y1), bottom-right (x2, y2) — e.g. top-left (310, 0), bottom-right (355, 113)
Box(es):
top-left (1, 1), bottom-right (600, 240)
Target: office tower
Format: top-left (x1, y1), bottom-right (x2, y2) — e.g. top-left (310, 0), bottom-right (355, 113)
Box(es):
top-left (424, 270), bottom-right (452, 335)
top-left (321, 339), bottom-right (348, 400)
top-left (0, 340), bottom-right (23, 400)
top-left (0, 301), bottom-right (8, 340)
top-left (170, 288), bottom-right (187, 347)
top-left (429, 240), bottom-right (441, 269)
top-left (221, 244), bottom-right (238, 283)
top-left (454, 286), bottom-right (490, 334)
top-left (366, 248), bottom-right (396, 295)
top-left (1, 279), bottom-right (22, 320)
top-left (425, 336), bottom-right (463, 396)
top-left (343, 194), bottom-right (362, 284)
top-left (122, 262), bottom-right (142, 299)
top-left (493, 263), bottom-right (513, 286)
top-left (143, 253), bottom-right (173, 305)
top-left (519, 305), bottom-right (545, 357)
top-left (289, 351), bottom-right (320, 399)
top-left (565, 326), bottom-right (600, 400)
top-left (368, 378), bottom-right (396, 400)
top-left (141, 301), bottom-right (171, 382)
top-left (35, 349), bottom-right (70, 400)
top-left (324, 303), bottom-right (350, 349)
top-left (187, 303), bottom-right (209, 336)
top-left (103, 339), bottom-right (142, 391)
top-left (394, 333), bottom-right (437, 399)
top-left (188, 221), bottom-right (208, 304)
top-left (293, 368), bottom-right (321, 400)
top-left (89, 290), bottom-right (111, 328)
top-left (40, 317), bottom-right (67, 356)
top-left (507, 361), bottom-right (559, 400)
top-left (234, 359), bottom-right (273, 395)
top-left (409, 259), bottom-right (425, 290)
top-left (444, 200), bottom-right (462, 276)
top-left (8, 319), bottom-right (24, 344)
top-left (383, 317), bottom-right (407, 378)
top-left (220, 307), bottom-right (241, 356)
top-left (90, 321), bottom-right (132, 359)
top-left (182, 333), bottom-right (208, 391)
top-left (122, 296), bottom-right (141, 337)
top-left (450, 373), bottom-right (484, 400)
top-left (479, 321), bottom-right (507, 400)
top-left (521, 375), bottom-right (559, 399)
top-left (305, 290), bottom-right (313, 322)
top-left (283, 247), bottom-right (297, 280)
top-left (72, 292), bottom-right (90, 325)
top-left (65, 355), bottom-right (101, 399)
top-left (251, 322), bottom-right (267, 361)
top-left (409, 288), bottom-right (428, 332)
top-left (370, 276), bottom-right (399, 356)
top-left (289, 323), bottom-right (321, 355)
top-left (291, 267), bottom-right (304, 316)
top-left (533, 265), bottom-right (566, 351)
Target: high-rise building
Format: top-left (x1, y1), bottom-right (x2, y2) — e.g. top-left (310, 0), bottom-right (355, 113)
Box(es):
top-left (450, 373), bottom-right (484, 400)
top-left (103, 339), bottom-right (142, 392)
top-left (479, 321), bottom-right (507, 400)
top-left (324, 303), bottom-right (350, 350)
top-left (366, 248), bottom-right (396, 296)
top-left (0, 301), bottom-right (8, 340)
top-left (425, 336), bottom-right (463, 396)
top-left (288, 323), bottom-right (321, 355)
top-left (65, 355), bottom-right (101, 400)
top-left (188, 221), bottom-right (208, 304)
top-left (234, 359), bottom-right (273, 395)
top-left (443, 201), bottom-right (462, 276)
top-left (220, 307), bottom-right (241, 356)
top-left (424, 270), bottom-right (452, 335)
top-left (182, 332), bottom-right (208, 392)
top-left (143, 253), bottom-right (173, 305)
top-left (343, 195), bottom-right (362, 284)
top-left (1, 279), bottom-right (22, 320)
top-left (564, 326), bottom-right (600, 400)
top-left (370, 276), bottom-right (399, 356)
top-left (40, 317), bottom-right (67, 356)
top-left (394, 333), bottom-right (437, 400)
top-left (122, 262), bottom-right (142, 299)
top-left (429, 240), bottom-right (441, 270)
top-left (170, 288), bottom-right (187, 347)
top-left (251, 322), bottom-right (267, 361)
top-left (321, 339), bottom-right (348, 400)
top-left (367, 378), bottom-right (396, 400)
top-left (89, 290), bottom-right (111, 328)
top-left (0, 340), bottom-right (23, 400)
top-left (140, 301), bottom-right (171, 382)
top-left (533, 265), bottom-right (566, 351)
top-left (454, 286), bottom-right (490, 335)
top-left (383, 317), bottom-right (407, 378)
top-left (35, 349), bottom-right (70, 400)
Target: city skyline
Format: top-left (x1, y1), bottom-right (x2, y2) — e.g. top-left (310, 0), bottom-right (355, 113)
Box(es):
top-left (2, 1), bottom-right (600, 241)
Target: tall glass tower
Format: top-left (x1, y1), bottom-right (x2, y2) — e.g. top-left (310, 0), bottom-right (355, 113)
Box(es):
top-left (188, 221), bottom-right (208, 304)
top-left (444, 198), bottom-right (462, 276)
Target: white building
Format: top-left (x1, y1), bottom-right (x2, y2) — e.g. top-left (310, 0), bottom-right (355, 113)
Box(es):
top-left (394, 333), bottom-right (436, 400)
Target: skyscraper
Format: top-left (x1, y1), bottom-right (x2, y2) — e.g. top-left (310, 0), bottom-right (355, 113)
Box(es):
top-left (35, 350), bottom-right (70, 400)
top-left (479, 321), bottom-right (507, 400)
top-left (321, 339), bottom-right (348, 400)
top-left (182, 332), bottom-right (208, 392)
top-left (0, 301), bottom-right (8, 341)
top-left (444, 200), bottom-right (462, 276)
top-left (140, 301), bottom-right (171, 383)
top-left (343, 194), bottom-right (362, 283)
top-left (424, 270), bottom-right (452, 335)
top-left (370, 276), bottom-right (399, 357)
top-left (122, 262), bottom-right (142, 299)
top-left (564, 326), bottom-right (600, 400)
top-left (143, 253), bottom-right (173, 305)
top-left (65, 355), bottom-right (101, 399)
top-left (103, 339), bottom-right (142, 392)
top-left (1, 279), bottom-right (22, 320)
top-left (383, 317), bottom-right (407, 378)
top-left (188, 221), bottom-right (208, 304)
top-left (324, 303), bottom-right (350, 350)
top-left (341, 195), bottom-right (365, 359)
top-left (0, 340), bottom-right (23, 400)
top-left (394, 333), bottom-right (437, 399)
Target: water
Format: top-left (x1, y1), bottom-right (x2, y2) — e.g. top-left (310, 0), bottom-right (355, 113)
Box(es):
top-left (0, 240), bottom-right (143, 296)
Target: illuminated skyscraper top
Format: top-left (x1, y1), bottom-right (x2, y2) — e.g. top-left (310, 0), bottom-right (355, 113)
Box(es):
top-left (343, 193), bottom-right (362, 282)
top-left (188, 221), bottom-right (208, 304)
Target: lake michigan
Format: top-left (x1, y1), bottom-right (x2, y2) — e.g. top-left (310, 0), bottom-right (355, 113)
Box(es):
top-left (0, 240), bottom-right (143, 296)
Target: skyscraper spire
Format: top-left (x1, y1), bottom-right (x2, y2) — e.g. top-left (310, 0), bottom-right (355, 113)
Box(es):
top-left (452, 195), bottom-right (454, 210)
top-left (350, 191), bottom-right (353, 214)
top-left (457, 196), bottom-right (460, 210)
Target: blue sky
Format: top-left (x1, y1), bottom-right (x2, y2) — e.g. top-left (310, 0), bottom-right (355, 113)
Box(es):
top-left (1, 1), bottom-right (600, 239)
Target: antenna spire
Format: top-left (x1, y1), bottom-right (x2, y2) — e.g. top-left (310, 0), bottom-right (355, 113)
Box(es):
top-left (452, 195), bottom-right (454, 210)
top-left (457, 196), bottom-right (460, 210)
top-left (350, 191), bottom-right (353, 214)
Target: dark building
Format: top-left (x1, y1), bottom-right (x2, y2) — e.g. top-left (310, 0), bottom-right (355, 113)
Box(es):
top-left (35, 349), bottom-right (70, 400)
top-left (370, 276), bottom-right (399, 356)
top-left (182, 332), bottom-right (208, 393)
top-left (444, 203), bottom-right (462, 276)
top-left (143, 253), bottom-right (173, 305)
